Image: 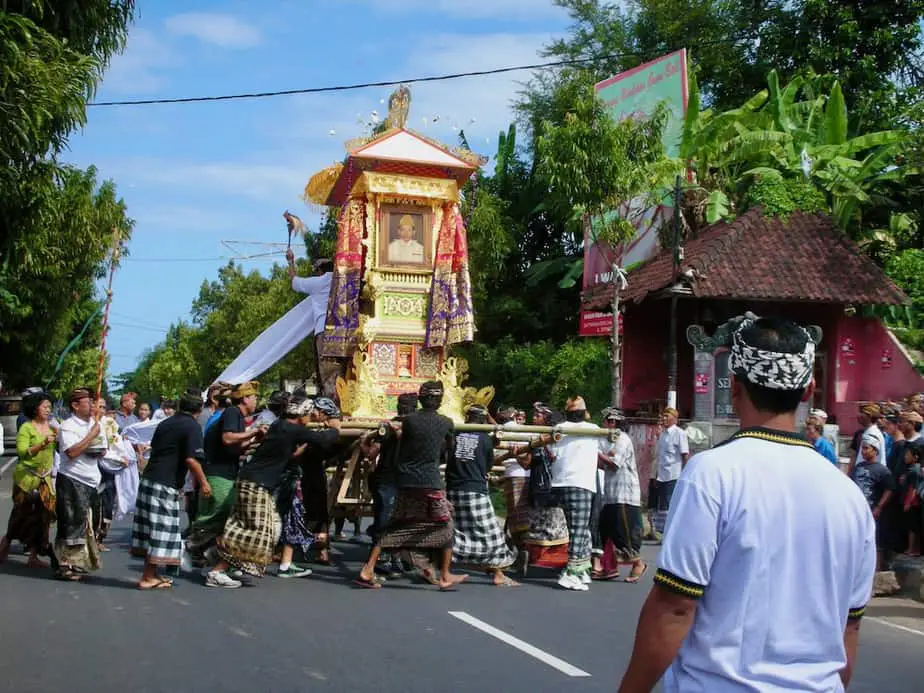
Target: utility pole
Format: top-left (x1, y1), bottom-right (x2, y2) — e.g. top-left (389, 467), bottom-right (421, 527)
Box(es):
top-left (666, 176), bottom-right (683, 410)
top-left (610, 257), bottom-right (622, 408)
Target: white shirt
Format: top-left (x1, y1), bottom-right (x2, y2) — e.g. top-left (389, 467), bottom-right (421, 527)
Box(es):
top-left (549, 421), bottom-right (600, 492)
top-left (855, 424), bottom-right (886, 467)
top-left (657, 424), bottom-right (689, 482)
top-left (598, 432), bottom-right (640, 506)
top-left (388, 239), bottom-right (424, 264)
top-left (57, 415), bottom-right (103, 488)
top-left (501, 420), bottom-right (530, 479)
top-left (657, 428), bottom-right (876, 693)
top-left (291, 272), bottom-right (333, 335)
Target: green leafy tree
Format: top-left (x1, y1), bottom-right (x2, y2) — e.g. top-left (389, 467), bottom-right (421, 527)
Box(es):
top-left (0, 2), bottom-right (134, 391)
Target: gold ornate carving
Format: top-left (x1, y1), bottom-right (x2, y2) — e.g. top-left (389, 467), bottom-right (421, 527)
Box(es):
top-left (336, 351), bottom-right (388, 418)
top-left (415, 347), bottom-right (439, 378)
top-left (372, 343), bottom-right (397, 376)
top-left (362, 270), bottom-right (386, 300)
top-left (353, 172), bottom-right (458, 201)
top-left (432, 356), bottom-right (496, 422)
top-left (355, 314), bottom-right (378, 347)
top-left (386, 85), bottom-right (411, 130)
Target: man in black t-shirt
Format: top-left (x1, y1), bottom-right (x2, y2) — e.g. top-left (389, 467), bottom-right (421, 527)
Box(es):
top-left (207, 396), bottom-right (340, 587)
top-left (366, 393), bottom-right (418, 578)
top-left (131, 391), bottom-right (207, 590)
top-left (356, 381), bottom-right (467, 591)
top-left (187, 380), bottom-right (264, 565)
top-left (447, 405), bottom-right (518, 587)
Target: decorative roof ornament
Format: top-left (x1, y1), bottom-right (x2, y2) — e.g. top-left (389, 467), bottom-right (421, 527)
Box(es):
top-left (385, 84), bottom-right (411, 130)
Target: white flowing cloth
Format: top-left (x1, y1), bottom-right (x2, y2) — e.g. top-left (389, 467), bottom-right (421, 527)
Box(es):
top-left (113, 439), bottom-right (140, 521)
top-left (213, 273), bottom-right (331, 386)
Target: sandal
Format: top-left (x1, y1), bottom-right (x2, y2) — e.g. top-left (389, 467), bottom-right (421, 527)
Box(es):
top-left (592, 569), bottom-right (620, 581)
top-left (137, 577), bottom-right (173, 590)
top-left (625, 562), bottom-right (649, 584)
top-left (353, 575), bottom-right (384, 589)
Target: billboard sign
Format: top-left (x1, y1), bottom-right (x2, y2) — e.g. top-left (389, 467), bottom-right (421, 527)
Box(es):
top-left (579, 50), bottom-right (688, 336)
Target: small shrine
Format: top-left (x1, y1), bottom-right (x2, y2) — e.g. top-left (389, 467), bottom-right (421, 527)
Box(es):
top-left (303, 86), bottom-right (493, 420)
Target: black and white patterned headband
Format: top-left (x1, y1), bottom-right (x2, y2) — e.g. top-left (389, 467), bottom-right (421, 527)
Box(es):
top-left (730, 319), bottom-right (815, 391)
top-left (286, 397), bottom-right (314, 417)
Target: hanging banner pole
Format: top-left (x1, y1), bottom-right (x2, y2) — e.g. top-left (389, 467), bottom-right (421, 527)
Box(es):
top-left (94, 228), bottom-right (121, 410)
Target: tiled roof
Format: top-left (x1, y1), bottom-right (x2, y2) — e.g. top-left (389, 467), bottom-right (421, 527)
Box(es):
top-left (582, 209), bottom-right (907, 308)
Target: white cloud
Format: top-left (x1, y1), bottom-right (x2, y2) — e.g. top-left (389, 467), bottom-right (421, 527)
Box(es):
top-left (100, 157), bottom-right (310, 205)
top-left (396, 32), bottom-right (558, 147)
top-left (101, 28), bottom-right (180, 95)
top-left (164, 12), bottom-right (263, 48)
top-left (337, 0), bottom-right (566, 21)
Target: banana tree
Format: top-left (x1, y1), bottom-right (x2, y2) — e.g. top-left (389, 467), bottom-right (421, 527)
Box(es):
top-left (679, 69), bottom-right (911, 238)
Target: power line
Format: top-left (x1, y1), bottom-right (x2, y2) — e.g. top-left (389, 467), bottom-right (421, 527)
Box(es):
top-left (122, 256), bottom-right (279, 263)
top-left (88, 35), bottom-right (759, 108)
top-left (110, 321), bottom-right (166, 334)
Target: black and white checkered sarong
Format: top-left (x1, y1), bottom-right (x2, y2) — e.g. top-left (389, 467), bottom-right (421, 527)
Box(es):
top-left (448, 489), bottom-right (515, 569)
top-left (551, 486), bottom-right (594, 569)
top-left (130, 478), bottom-right (183, 565)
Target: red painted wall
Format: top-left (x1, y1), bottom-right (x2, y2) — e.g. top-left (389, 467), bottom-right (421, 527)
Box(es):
top-left (620, 299), bottom-right (921, 424)
top-left (832, 316), bottom-right (924, 424)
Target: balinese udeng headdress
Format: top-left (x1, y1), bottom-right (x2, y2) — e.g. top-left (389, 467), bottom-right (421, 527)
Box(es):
top-left (729, 318), bottom-right (815, 391)
top-left (286, 396), bottom-right (314, 418)
top-left (601, 407), bottom-right (625, 421)
top-left (313, 397), bottom-right (341, 418)
top-left (231, 381), bottom-right (259, 399)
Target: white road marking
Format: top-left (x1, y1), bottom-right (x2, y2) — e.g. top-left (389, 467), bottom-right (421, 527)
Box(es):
top-left (868, 616), bottom-right (924, 637)
top-left (449, 611), bottom-right (592, 678)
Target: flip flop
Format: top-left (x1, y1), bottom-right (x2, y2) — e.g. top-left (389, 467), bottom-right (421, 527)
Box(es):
top-left (137, 577), bottom-right (173, 590)
top-left (592, 569), bottom-right (620, 581)
top-left (624, 562), bottom-right (649, 584)
top-left (353, 575), bottom-right (383, 589)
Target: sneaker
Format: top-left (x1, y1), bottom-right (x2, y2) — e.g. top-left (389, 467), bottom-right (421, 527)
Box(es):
top-left (277, 564), bottom-right (312, 579)
top-left (581, 571), bottom-right (592, 585)
top-left (205, 571), bottom-right (241, 589)
top-left (557, 573), bottom-right (588, 591)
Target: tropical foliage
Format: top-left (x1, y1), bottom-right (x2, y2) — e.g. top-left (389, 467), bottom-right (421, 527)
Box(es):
top-left (677, 71), bottom-right (911, 238)
top-left (0, 2), bottom-right (135, 395)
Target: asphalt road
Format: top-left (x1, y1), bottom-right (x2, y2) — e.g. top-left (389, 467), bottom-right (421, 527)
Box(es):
top-left (0, 471), bottom-right (922, 693)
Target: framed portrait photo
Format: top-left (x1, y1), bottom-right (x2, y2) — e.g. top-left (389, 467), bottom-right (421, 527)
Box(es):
top-left (379, 204), bottom-right (432, 270)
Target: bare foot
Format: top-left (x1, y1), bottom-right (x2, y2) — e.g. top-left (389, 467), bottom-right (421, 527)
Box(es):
top-left (439, 573), bottom-right (468, 590)
top-left (420, 568), bottom-right (439, 585)
top-left (493, 574), bottom-right (520, 587)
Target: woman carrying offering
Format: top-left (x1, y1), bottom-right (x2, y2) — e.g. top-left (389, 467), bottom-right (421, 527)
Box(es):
top-left (0, 392), bottom-right (57, 568)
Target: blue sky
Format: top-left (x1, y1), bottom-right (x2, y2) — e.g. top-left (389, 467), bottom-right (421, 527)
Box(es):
top-left (64, 0), bottom-right (571, 379)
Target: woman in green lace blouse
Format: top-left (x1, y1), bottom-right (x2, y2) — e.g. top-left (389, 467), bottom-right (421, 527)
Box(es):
top-left (0, 392), bottom-right (57, 567)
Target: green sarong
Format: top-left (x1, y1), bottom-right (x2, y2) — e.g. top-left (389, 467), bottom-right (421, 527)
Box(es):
top-left (187, 476), bottom-right (236, 554)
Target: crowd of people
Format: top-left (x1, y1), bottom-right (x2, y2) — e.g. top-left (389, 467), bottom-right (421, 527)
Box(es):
top-left (0, 379), bottom-right (653, 592)
top-left (2, 315), bottom-right (922, 690)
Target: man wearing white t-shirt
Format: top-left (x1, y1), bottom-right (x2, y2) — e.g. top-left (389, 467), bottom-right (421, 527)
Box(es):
top-left (548, 396), bottom-right (601, 591)
top-left (286, 251), bottom-right (338, 397)
top-left (53, 388), bottom-right (105, 581)
top-left (618, 317), bottom-right (875, 693)
top-left (653, 407), bottom-right (688, 534)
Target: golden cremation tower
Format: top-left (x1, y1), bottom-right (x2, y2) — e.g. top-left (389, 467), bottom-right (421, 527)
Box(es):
top-left (304, 86), bottom-right (494, 420)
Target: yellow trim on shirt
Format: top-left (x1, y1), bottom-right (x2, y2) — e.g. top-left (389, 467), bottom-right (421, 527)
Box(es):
top-left (730, 429), bottom-right (814, 450)
top-left (654, 568), bottom-right (706, 599)
top-left (847, 605), bottom-right (866, 620)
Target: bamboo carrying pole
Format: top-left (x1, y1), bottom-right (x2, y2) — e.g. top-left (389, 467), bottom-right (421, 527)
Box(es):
top-left (305, 420), bottom-right (617, 438)
top-left (94, 228), bottom-right (121, 410)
